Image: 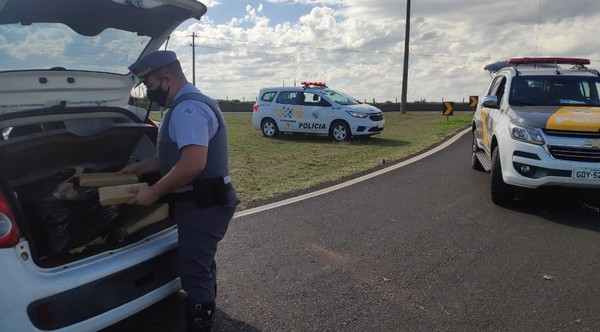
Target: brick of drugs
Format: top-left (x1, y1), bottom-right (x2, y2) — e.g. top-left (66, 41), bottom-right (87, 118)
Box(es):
top-left (98, 183), bottom-right (148, 206)
top-left (79, 172), bottom-right (139, 187)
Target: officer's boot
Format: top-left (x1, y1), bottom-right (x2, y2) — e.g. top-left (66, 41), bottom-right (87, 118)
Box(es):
top-left (185, 299), bottom-right (215, 332)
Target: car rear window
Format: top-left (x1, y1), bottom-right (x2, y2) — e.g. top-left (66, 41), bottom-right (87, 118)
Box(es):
top-left (261, 91), bottom-right (276, 102)
top-left (0, 23), bottom-right (149, 74)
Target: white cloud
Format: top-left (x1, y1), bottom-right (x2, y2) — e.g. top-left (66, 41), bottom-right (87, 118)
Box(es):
top-left (163, 0), bottom-right (600, 103)
top-left (202, 0), bottom-right (221, 8)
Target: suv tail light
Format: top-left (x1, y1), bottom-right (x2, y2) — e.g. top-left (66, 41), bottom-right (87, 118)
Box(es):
top-left (253, 104), bottom-right (259, 112)
top-left (0, 190), bottom-right (20, 248)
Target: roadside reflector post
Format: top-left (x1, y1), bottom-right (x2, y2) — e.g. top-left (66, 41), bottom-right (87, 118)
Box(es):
top-left (442, 101), bottom-right (454, 120)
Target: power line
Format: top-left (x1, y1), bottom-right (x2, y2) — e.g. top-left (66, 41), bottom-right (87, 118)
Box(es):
top-left (191, 35), bottom-right (494, 62)
top-left (187, 33), bottom-right (554, 77)
top-left (193, 44), bottom-right (397, 67)
top-left (191, 34), bottom-right (398, 56)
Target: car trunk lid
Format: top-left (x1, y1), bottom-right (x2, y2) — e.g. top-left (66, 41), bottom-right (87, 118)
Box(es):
top-left (0, 0), bottom-right (207, 112)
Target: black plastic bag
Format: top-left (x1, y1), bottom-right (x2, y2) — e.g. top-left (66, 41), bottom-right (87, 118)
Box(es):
top-left (40, 187), bottom-right (120, 254)
top-left (18, 168), bottom-right (121, 255)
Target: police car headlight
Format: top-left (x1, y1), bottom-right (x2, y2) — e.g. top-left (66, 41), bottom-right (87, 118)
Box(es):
top-left (345, 111), bottom-right (369, 118)
top-left (510, 123), bottom-right (545, 145)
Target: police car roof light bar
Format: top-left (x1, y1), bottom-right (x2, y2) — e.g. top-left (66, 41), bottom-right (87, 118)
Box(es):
top-left (301, 81), bottom-right (328, 88)
top-left (508, 57), bottom-right (590, 66)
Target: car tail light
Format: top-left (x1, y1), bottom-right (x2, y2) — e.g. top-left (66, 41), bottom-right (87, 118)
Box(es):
top-left (34, 303), bottom-right (54, 327)
top-left (253, 104), bottom-right (259, 112)
top-left (0, 190), bottom-right (20, 248)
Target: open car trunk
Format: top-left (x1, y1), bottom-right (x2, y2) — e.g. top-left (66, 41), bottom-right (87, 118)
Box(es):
top-left (0, 107), bottom-right (173, 268)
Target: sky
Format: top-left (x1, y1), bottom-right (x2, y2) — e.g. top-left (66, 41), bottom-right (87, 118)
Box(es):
top-left (159, 0), bottom-right (600, 104)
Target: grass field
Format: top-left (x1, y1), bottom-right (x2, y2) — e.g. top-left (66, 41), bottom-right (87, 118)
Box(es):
top-left (151, 111), bottom-right (472, 209)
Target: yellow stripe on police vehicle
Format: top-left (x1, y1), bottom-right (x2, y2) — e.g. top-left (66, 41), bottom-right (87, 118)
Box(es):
top-left (546, 106), bottom-right (600, 132)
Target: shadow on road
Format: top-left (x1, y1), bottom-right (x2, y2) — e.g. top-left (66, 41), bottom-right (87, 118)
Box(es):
top-left (213, 309), bottom-right (262, 332)
top-left (272, 133), bottom-right (409, 147)
top-left (508, 188), bottom-right (600, 232)
top-left (101, 291), bottom-right (261, 332)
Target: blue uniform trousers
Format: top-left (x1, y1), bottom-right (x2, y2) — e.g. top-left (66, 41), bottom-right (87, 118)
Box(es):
top-left (173, 190), bottom-right (238, 304)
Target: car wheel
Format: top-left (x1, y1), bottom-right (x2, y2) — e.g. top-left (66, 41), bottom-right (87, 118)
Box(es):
top-left (491, 146), bottom-right (514, 205)
top-left (261, 118), bottom-right (279, 138)
top-left (330, 121), bottom-right (350, 142)
top-left (471, 132), bottom-right (485, 171)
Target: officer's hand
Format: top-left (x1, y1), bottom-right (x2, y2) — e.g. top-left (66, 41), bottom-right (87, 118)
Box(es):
top-left (116, 162), bottom-right (140, 175)
top-left (127, 185), bottom-right (160, 206)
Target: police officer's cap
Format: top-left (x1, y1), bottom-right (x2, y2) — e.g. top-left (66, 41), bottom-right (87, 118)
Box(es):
top-left (129, 50), bottom-right (179, 86)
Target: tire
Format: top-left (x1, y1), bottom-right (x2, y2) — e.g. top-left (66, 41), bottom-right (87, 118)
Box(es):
top-left (490, 146), bottom-right (514, 205)
top-left (330, 121), bottom-right (350, 142)
top-left (261, 118), bottom-right (279, 138)
top-left (471, 133), bottom-right (485, 171)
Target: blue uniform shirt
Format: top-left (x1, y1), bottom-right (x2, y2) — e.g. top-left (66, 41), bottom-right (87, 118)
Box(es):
top-left (163, 83), bottom-right (219, 148)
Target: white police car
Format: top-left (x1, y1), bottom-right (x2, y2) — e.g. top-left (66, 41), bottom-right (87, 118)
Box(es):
top-left (472, 57), bottom-right (600, 205)
top-left (252, 82), bottom-right (385, 142)
top-left (0, 0), bottom-right (206, 331)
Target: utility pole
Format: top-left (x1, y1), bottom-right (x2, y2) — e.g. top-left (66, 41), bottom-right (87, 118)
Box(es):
top-left (400, 0), bottom-right (411, 114)
top-left (190, 33), bottom-right (197, 86)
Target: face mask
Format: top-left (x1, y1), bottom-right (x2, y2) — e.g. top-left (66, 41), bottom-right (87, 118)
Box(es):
top-left (146, 78), bottom-right (170, 107)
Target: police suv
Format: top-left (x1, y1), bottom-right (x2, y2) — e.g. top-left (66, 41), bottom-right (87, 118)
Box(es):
top-left (252, 82), bottom-right (385, 142)
top-left (472, 57), bottom-right (600, 205)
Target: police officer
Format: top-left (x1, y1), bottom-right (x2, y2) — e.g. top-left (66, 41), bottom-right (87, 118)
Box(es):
top-left (120, 50), bottom-right (239, 332)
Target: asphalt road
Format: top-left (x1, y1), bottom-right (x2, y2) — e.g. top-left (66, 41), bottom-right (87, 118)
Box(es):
top-left (104, 131), bottom-right (600, 332)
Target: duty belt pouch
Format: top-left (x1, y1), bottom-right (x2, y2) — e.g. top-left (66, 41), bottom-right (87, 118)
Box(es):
top-left (192, 177), bottom-right (229, 208)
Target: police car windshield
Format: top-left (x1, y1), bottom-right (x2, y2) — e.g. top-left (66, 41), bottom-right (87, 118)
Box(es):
top-left (509, 75), bottom-right (600, 107)
top-left (322, 89), bottom-right (360, 106)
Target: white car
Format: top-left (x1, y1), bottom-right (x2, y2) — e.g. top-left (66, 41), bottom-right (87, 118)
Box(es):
top-left (0, 0), bottom-right (207, 331)
top-left (252, 82), bottom-right (385, 142)
top-left (472, 57), bottom-right (600, 205)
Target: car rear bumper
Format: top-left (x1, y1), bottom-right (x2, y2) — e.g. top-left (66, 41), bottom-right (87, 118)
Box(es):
top-left (0, 230), bottom-right (179, 332)
top-left (28, 248), bottom-right (179, 330)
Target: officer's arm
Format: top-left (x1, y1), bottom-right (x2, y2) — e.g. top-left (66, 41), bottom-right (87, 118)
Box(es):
top-left (126, 146), bottom-right (206, 206)
top-left (149, 144), bottom-right (207, 198)
top-left (127, 103), bottom-right (211, 206)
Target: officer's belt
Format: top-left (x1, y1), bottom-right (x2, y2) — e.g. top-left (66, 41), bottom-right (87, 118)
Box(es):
top-left (165, 182), bottom-right (233, 202)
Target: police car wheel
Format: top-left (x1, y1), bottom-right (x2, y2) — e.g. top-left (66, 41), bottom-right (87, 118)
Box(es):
top-left (471, 133), bottom-right (484, 171)
top-left (261, 118), bottom-right (280, 138)
top-left (330, 121), bottom-right (350, 142)
top-left (490, 146), bottom-right (514, 205)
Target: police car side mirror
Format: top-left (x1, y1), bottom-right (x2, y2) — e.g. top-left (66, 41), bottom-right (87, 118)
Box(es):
top-left (482, 95), bottom-right (499, 109)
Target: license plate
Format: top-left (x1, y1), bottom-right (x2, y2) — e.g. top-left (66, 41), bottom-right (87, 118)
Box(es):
top-left (573, 168), bottom-right (600, 179)
top-left (377, 123), bottom-right (384, 128)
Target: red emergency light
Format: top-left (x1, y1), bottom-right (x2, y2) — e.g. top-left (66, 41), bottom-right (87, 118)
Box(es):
top-left (508, 57), bottom-right (590, 65)
top-left (301, 81), bottom-right (327, 87)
